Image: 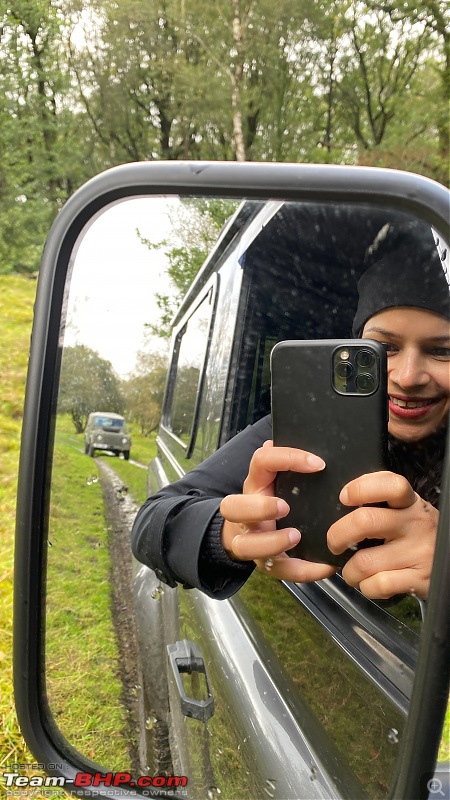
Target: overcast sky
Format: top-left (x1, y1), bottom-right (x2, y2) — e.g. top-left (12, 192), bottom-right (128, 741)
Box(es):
top-left (64, 197), bottom-right (179, 376)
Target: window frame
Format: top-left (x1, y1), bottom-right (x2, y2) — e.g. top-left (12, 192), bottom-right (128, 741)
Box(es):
top-left (161, 274), bottom-right (218, 458)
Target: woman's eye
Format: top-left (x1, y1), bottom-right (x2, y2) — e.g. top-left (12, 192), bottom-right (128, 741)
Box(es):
top-left (430, 347), bottom-right (450, 359)
top-left (381, 343), bottom-right (398, 355)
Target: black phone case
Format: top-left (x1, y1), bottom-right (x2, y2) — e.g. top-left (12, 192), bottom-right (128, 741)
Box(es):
top-left (271, 339), bottom-right (388, 567)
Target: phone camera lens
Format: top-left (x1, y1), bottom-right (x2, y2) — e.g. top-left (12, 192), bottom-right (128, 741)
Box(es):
top-left (356, 349), bottom-right (375, 368)
top-left (356, 373), bottom-right (375, 393)
top-left (335, 362), bottom-right (353, 379)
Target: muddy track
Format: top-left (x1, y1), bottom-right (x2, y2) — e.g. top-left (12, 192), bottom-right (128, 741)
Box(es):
top-left (97, 459), bottom-right (147, 774)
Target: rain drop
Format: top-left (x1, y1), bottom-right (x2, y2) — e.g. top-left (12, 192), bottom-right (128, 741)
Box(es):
top-left (264, 779), bottom-right (276, 797)
top-left (387, 728), bottom-right (399, 744)
top-left (310, 765), bottom-right (318, 781)
top-left (151, 585), bottom-right (165, 600)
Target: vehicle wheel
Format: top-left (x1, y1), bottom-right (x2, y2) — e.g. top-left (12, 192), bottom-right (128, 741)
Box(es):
top-left (88, 445), bottom-right (95, 458)
top-left (124, 450), bottom-right (130, 461)
top-left (114, 451), bottom-right (120, 457)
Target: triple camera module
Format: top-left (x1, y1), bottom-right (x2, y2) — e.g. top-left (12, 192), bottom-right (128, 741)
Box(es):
top-left (333, 345), bottom-right (380, 395)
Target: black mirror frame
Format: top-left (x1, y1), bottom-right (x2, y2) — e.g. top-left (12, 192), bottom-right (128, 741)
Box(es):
top-left (14, 161), bottom-right (450, 800)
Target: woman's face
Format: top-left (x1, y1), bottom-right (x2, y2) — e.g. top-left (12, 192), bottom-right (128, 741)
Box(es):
top-left (363, 307), bottom-right (450, 443)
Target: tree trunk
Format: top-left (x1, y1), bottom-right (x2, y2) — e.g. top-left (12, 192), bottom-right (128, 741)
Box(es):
top-left (231, 0), bottom-right (247, 161)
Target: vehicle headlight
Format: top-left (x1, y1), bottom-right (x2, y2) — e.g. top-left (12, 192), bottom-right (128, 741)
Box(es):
top-left (121, 437), bottom-right (128, 444)
top-left (96, 434), bottom-right (103, 441)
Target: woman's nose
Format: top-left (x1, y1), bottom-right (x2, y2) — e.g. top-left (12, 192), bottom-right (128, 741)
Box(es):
top-left (389, 349), bottom-right (430, 389)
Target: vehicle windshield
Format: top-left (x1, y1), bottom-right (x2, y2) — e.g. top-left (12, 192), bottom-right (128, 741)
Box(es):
top-left (93, 417), bottom-right (125, 429)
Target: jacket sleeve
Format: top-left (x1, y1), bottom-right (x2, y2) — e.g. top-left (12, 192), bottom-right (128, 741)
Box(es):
top-left (131, 415), bottom-right (272, 599)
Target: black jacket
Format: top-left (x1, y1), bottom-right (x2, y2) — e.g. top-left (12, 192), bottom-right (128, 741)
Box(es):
top-left (131, 415), bottom-right (272, 599)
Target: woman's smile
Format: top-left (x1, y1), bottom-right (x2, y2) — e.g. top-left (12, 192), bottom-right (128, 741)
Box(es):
top-left (363, 307), bottom-right (450, 442)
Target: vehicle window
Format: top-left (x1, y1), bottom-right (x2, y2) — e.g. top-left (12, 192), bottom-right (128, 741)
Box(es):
top-left (94, 417), bottom-right (124, 429)
top-left (166, 287), bottom-right (214, 447)
top-left (228, 201), bottom-right (424, 637)
top-left (237, 571), bottom-right (410, 799)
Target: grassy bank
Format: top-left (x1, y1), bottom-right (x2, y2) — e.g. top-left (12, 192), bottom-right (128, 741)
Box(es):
top-left (45, 419), bottom-right (130, 767)
top-left (0, 276), bottom-right (63, 794)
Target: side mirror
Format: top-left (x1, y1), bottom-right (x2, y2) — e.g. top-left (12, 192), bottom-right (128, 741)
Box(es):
top-left (14, 162), bottom-right (449, 800)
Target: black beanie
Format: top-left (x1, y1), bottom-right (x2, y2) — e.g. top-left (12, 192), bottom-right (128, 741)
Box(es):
top-left (352, 222), bottom-right (450, 337)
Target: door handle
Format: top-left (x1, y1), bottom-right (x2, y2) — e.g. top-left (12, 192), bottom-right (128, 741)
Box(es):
top-left (167, 639), bottom-right (214, 723)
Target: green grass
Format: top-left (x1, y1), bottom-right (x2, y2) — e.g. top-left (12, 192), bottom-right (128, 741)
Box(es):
top-left (127, 430), bottom-right (158, 467)
top-left (45, 421), bottom-right (130, 767)
top-left (64, 424), bottom-right (158, 507)
top-left (0, 275), bottom-right (67, 798)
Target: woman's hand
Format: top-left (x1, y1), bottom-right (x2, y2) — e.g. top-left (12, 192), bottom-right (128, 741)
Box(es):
top-left (327, 471), bottom-right (438, 599)
top-left (220, 440), bottom-right (336, 583)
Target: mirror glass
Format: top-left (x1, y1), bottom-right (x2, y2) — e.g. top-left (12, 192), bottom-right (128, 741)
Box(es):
top-left (45, 195), bottom-right (449, 793)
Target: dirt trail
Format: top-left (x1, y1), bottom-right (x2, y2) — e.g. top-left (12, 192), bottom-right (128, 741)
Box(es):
top-left (97, 459), bottom-right (147, 774)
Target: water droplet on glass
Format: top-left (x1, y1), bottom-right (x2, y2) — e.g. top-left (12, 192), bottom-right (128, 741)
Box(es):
top-left (151, 585), bottom-right (165, 600)
top-left (86, 477), bottom-right (92, 486)
top-left (207, 788), bottom-right (221, 799)
top-left (387, 728), bottom-right (399, 744)
top-left (145, 715), bottom-right (157, 730)
top-left (264, 779), bottom-right (276, 797)
top-left (91, 475), bottom-right (98, 483)
top-left (310, 765), bottom-right (318, 781)
top-left (47, 540), bottom-right (53, 547)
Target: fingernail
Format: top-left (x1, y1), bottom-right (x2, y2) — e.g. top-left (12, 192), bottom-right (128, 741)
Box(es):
top-left (339, 487), bottom-right (349, 504)
top-left (288, 529), bottom-right (301, 544)
top-left (306, 453), bottom-right (326, 470)
top-left (277, 499), bottom-right (289, 517)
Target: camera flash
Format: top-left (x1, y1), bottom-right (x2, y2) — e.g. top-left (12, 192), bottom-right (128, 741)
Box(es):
top-left (340, 350), bottom-right (350, 361)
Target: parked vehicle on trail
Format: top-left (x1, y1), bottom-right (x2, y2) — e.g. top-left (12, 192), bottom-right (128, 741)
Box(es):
top-left (84, 411), bottom-right (131, 459)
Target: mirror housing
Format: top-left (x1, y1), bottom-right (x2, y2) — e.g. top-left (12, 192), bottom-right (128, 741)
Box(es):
top-left (14, 162), bottom-right (450, 800)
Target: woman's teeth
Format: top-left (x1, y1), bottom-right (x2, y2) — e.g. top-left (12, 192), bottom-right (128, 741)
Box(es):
top-left (390, 397), bottom-right (434, 409)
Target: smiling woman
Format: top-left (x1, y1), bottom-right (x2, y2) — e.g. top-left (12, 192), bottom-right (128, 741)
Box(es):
top-left (364, 309), bottom-right (450, 441)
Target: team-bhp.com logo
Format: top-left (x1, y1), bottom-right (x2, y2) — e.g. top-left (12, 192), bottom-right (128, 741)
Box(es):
top-left (3, 770), bottom-right (188, 793)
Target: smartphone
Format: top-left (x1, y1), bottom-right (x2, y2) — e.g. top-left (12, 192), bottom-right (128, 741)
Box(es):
top-left (271, 339), bottom-right (388, 567)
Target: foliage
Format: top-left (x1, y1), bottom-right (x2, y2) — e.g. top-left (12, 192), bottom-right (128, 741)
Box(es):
top-left (122, 350), bottom-right (168, 435)
top-left (0, 1), bottom-right (94, 274)
top-left (140, 198), bottom-right (239, 338)
top-left (0, 0), bottom-right (448, 278)
top-left (0, 275), bottom-right (67, 797)
top-left (58, 344), bottom-right (124, 432)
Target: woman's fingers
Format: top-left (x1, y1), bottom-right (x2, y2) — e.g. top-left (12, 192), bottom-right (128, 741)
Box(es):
top-left (339, 471), bottom-right (417, 509)
top-left (243, 444), bottom-right (325, 494)
top-left (354, 569), bottom-right (429, 600)
top-left (254, 553), bottom-right (336, 583)
top-left (328, 505), bottom-right (396, 554)
top-left (220, 493), bottom-right (290, 524)
top-left (230, 527), bottom-right (300, 560)
top-left (328, 497), bottom-right (436, 555)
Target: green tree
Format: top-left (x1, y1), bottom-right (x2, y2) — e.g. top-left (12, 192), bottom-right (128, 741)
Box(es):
top-left (366, 0), bottom-right (449, 182)
top-left (122, 351), bottom-right (168, 435)
top-left (140, 198), bottom-right (239, 338)
top-left (0, 1), bottom-right (94, 274)
top-left (58, 344), bottom-right (124, 432)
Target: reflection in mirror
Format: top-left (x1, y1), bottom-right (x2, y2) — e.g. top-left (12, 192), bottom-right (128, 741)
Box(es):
top-left (44, 196), bottom-right (449, 792)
